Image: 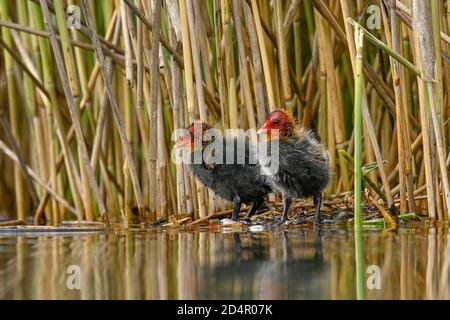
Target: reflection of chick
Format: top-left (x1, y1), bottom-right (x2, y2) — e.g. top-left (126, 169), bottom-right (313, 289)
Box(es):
top-left (175, 122), bottom-right (272, 221)
top-left (258, 110), bottom-right (330, 225)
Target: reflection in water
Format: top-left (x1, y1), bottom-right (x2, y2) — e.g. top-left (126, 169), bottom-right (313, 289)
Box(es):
top-left (0, 225), bottom-right (449, 299)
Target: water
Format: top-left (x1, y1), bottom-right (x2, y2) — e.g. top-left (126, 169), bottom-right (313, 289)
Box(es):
top-left (0, 223), bottom-right (449, 299)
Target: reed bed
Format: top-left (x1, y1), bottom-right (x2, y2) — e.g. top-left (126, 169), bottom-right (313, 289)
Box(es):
top-left (0, 0), bottom-right (449, 226)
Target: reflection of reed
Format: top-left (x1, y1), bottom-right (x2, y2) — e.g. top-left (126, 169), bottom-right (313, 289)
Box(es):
top-left (177, 233), bottom-right (196, 299)
top-left (157, 234), bottom-right (168, 299)
top-left (14, 237), bottom-right (25, 299)
top-left (400, 232), bottom-right (413, 299)
top-left (426, 228), bottom-right (438, 299)
top-left (382, 232), bottom-right (394, 299)
top-left (0, 227), bottom-right (449, 299)
top-left (439, 230), bottom-right (450, 299)
top-left (81, 236), bottom-right (92, 299)
top-left (125, 234), bottom-right (136, 299)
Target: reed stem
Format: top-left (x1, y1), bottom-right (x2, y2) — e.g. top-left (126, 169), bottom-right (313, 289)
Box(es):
top-left (353, 24), bottom-right (365, 301)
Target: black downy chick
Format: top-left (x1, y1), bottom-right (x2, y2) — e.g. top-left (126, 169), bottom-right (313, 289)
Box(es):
top-left (175, 122), bottom-right (272, 221)
top-left (257, 110), bottom-right (330, 225)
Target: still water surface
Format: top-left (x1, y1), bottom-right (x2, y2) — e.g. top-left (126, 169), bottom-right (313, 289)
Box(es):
top-left (0, 224), bottom-right (449, 299)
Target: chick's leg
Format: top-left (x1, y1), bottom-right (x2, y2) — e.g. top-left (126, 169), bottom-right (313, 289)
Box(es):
top-left (280, 195), bottom-right (292, 224)
top-left (231, 195), bottom-right (242, 221)
top-left (313, 193), bottom-right (322, 227)
top-left (243, 195), bottom-right (264, 220)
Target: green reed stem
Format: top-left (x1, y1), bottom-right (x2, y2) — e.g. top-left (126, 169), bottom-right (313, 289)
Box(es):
top-left (353, 25), bottom-right (365, 301)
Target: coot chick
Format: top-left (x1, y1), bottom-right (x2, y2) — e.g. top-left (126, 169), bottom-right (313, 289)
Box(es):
top-left (257, 110), bottom-right (330, 225)
top-left (175, 122), bottom-right (272, 221)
